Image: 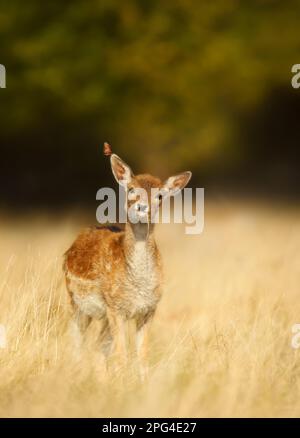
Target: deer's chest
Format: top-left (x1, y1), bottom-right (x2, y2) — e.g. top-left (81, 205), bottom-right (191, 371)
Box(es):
top-left (125, 242), bottom-right (160, 316)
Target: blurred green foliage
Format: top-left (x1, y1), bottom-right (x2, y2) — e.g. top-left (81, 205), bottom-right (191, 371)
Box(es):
top-left (1, 0), bottom-right (300, 207)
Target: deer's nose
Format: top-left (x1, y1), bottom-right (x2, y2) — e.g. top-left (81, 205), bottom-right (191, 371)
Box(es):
top-left (136, 203), bottom-right (149, 213)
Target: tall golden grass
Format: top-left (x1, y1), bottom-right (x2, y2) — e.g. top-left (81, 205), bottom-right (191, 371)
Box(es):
top-left (0, 200), bottom-right (300, 417)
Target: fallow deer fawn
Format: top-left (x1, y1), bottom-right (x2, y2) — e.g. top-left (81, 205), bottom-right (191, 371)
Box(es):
top-left (63, 145), bottom-right (191, 378)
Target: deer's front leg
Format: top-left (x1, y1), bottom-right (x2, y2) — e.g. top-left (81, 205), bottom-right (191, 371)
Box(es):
top-left (106, 308), bottom-right (127, 369)
top-left (69, 307), bottom-right (91, 357)
top-left (136, 314), bottom-right (153, 381)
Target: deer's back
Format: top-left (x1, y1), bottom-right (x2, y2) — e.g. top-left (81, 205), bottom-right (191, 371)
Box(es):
top-left (64, 225), bottom-right (125, 281)
top-left (64, 226), bottom-right (126, 311)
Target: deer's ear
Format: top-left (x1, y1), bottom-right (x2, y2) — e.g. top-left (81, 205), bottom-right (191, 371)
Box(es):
top-left (162, 171), bottom-right (192, 196)
top-left (110, 154), bottom-right (134, 187)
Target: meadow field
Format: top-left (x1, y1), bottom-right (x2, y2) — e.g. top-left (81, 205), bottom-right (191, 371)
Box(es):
top-left (0, 199), bottom-right (300, 417)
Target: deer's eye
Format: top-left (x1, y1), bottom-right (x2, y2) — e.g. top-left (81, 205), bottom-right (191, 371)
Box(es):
top-left (155, 193), bottom-right (163, 202)
top-left (128, 187), bottom-right (136, 199)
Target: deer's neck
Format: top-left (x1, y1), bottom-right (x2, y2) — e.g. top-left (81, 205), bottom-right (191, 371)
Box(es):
top-left (125, 222), bottom-right (154, 242)
top-left (123, 223), bottom-right (161, 314)
top-left (124, 222), bottom-right (157, 270)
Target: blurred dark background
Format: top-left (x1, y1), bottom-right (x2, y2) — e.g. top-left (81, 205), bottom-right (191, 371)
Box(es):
top-left (1, 0), bottom-right (300, 211)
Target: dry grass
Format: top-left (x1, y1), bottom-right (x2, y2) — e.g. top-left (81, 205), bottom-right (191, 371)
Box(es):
top-left (0, 200), bottom-right (300, 417)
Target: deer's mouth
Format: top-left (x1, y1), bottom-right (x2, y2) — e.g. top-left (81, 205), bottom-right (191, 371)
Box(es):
top-left (135, 211), bottom-right (149, 222)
